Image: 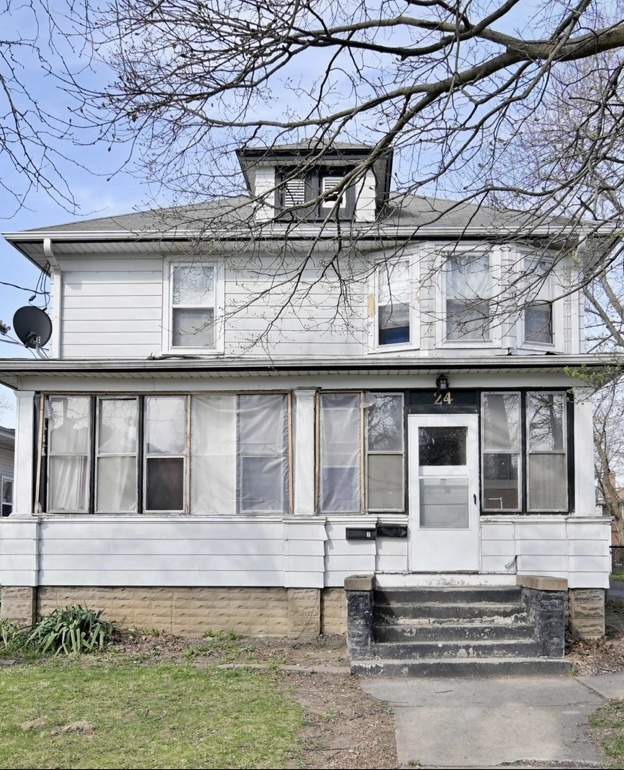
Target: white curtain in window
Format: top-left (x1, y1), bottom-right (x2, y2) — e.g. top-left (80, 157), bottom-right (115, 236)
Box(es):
top-left (48, 396), bottom-right (90, 512)
top-left (192, 395), bottom-right (237, 514)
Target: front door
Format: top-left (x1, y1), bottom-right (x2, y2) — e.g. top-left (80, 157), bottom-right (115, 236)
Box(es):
top-left (408, 413), bottom-right (480, 571)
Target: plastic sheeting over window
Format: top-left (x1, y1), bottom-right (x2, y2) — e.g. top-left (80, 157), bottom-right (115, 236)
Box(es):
top-left (192, 394), bottom-right (289, 514)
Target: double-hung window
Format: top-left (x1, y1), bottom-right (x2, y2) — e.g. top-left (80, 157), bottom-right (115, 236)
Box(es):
top-left (165, 262), bottom-right (222, 352)
top-left (319, 392), bottom-right (405, 513)
top-left (445, 251), bottom-right (490, 342)
top-left (145, 396), bottom-right (187, 512)
top-left (524, 257), bottom-right (554, 345)
top-left (376, 259), bottom-right (412, 347)
top-left (481, 391), bottom-right (568, 512)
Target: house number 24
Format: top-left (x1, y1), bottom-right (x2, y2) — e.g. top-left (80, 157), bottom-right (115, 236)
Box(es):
top-left (434, 391), bottom-right (453, 405)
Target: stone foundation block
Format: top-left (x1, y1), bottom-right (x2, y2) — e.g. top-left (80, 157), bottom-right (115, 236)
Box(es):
top-left (1, 587), bottom-right (37, 628)
top-left (568, 588), bottom-right (606, 640)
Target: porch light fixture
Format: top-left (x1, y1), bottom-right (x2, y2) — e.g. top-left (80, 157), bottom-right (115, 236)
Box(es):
top-left (436, 374), bottom-right (449, 392)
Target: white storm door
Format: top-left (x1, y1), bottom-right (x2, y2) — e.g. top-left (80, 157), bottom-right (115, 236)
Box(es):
top-left (408, 413), bottom-right (480, 571)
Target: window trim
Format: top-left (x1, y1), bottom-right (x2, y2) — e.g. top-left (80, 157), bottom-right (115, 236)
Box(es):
top-left (370, 255), bottom-right (420, 352)
top-left (162, 259), bottom-right (225, 355)
top-left (436, 246), bottom-right (502, 349)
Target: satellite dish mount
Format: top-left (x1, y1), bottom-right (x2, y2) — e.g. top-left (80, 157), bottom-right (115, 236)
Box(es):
top-left (12, 307), bottom-right (52, 357)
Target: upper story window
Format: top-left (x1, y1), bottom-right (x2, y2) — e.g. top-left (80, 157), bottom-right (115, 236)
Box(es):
top-left (277, 167), bottom-right (355, 220)
top-left (372, 257), bottom-right (419, 351)
top-left (445, 251), bottom-right (491, 342)
top-left (164, 261), bottom-right (224, 353)
top-left (524, 258), bottom-right (554, 346)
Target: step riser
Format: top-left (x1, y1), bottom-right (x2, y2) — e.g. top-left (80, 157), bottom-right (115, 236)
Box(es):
top-left (375, 623), bottom-right (535, 642)
top-left (352, 659), bottom-right (572, 678)
top-left (368, 641), bottom-right (541, 659)
top-left (374, 605), bottom-right (527, 623)
top-left (375, 588), bottom-right (524, 604)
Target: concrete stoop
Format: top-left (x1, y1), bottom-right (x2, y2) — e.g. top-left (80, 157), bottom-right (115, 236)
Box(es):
top-left (348, 585), bottom-right (572, 677)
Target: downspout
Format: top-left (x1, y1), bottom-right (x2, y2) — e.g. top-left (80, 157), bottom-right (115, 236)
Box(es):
top-left (43, 238), bottom-right (61, 358)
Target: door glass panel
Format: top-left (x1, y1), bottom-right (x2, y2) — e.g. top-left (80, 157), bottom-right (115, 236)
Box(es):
top-left (419, 427), bottom-right (466, 466)
top-left (420, 478), bottom-right (469, 528)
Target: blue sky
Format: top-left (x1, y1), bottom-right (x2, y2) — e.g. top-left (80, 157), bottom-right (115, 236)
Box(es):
top-left (0, 2), bottom-right (155, 426)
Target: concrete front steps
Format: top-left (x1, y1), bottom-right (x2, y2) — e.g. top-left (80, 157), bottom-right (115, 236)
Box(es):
top-left (350, 586), bottom-right (572, 677)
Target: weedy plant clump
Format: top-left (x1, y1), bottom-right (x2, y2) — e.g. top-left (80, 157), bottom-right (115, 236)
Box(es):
top-left (24, 605), bottom-right (115, 655)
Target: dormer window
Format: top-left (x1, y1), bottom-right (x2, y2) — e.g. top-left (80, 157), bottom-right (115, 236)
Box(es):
top-left (277, 167), bottom-right (355, 220)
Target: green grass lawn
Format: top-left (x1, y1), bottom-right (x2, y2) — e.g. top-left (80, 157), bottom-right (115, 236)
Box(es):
top-left (0, 660), bottom-right (304, 769)
top-left (612, 568), bottom-right (624, 582)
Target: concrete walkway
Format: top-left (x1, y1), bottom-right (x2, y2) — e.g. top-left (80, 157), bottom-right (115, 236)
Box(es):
top-left (362, 672), bottom-right (624, 769)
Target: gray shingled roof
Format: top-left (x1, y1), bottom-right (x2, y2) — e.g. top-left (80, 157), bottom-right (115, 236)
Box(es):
top-left (13, 192), bottom-right (570, 237)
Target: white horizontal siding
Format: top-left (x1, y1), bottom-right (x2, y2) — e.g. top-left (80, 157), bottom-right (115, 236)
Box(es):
top-left (59, 252), bottom-right (369, 359)
top-left (376, 538), bottom-right (408, 573)
top-left (62, 261), bottom-right (162, 358)
top-left (0, 520), bottom-right (38, 586)
top-left (324, 522), bottom-right (376, 587)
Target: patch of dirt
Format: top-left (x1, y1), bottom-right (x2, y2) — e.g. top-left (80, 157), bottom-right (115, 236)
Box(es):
top-left (108, 630), bottom-right (398, 769)
top-left (566, 599), bottom-right (624, 675)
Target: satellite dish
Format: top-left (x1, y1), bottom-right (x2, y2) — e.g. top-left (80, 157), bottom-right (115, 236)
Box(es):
top-left (12, 306), bottom-right (52, 349)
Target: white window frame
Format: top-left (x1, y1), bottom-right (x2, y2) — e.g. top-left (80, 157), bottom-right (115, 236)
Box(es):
top-left (366, 393), bottom-right (405, 513)
top-left (95, 396), bottom-right (139, 514)
top-left (517, 251), bottom-right (564, 351)
top-left (436, 245), bottom-right (502, 349)
top-left (162, 259), bottom-right (225, 354)
top-left (369, 253), bottom-right (420, 352)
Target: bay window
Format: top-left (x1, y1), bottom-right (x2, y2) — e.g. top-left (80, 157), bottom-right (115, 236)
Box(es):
top-left (524, 258), bottom-right (554, 345)
top-left (377, 259), bottom-right (412, 347)
top-left (445, 252), bottom-right (490, 341)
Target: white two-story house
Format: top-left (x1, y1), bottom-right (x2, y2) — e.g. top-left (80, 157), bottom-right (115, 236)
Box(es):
top-left (0, 143), bottom-right (614, 649)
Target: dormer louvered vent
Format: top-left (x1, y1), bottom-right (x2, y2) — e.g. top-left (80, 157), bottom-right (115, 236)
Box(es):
top-left (283, 178), bottom-right (306, 206)
top-left (321, 176), bottom-right (345, 203)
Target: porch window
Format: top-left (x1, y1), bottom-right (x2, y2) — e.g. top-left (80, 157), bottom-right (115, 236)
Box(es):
top-left (145, 396), bottom-right (187, 512)
top-left (367, 394), bottom-right (405, 511)
top-left (166, 262), bottom-right (220, 351)
top-left (319, 392), bottom-right (405, 513)
top-left (377, 259), bottom-right (411, 346)
top-left (481, 393), bottom-right (521, 511)
top-left (320, 393), bottom-right (361, 512)
top-left (96, 398), bottom-right (139, 513)
top-left (527, 392), bottom-right (567, 511)
top-left (47, 396), bottom-right (91, 512)
top-left (446, 252), bottom-right (490, 341)
top-left (481, 391), bottom-right (568, 513)
top-left (1, 476), bottom-right (12, 517)
top-left (191, 394), bottom-right (290, 514)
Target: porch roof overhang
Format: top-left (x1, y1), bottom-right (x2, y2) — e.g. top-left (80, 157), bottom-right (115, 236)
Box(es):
top-left (0, 354), bottom-right (619, 391)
